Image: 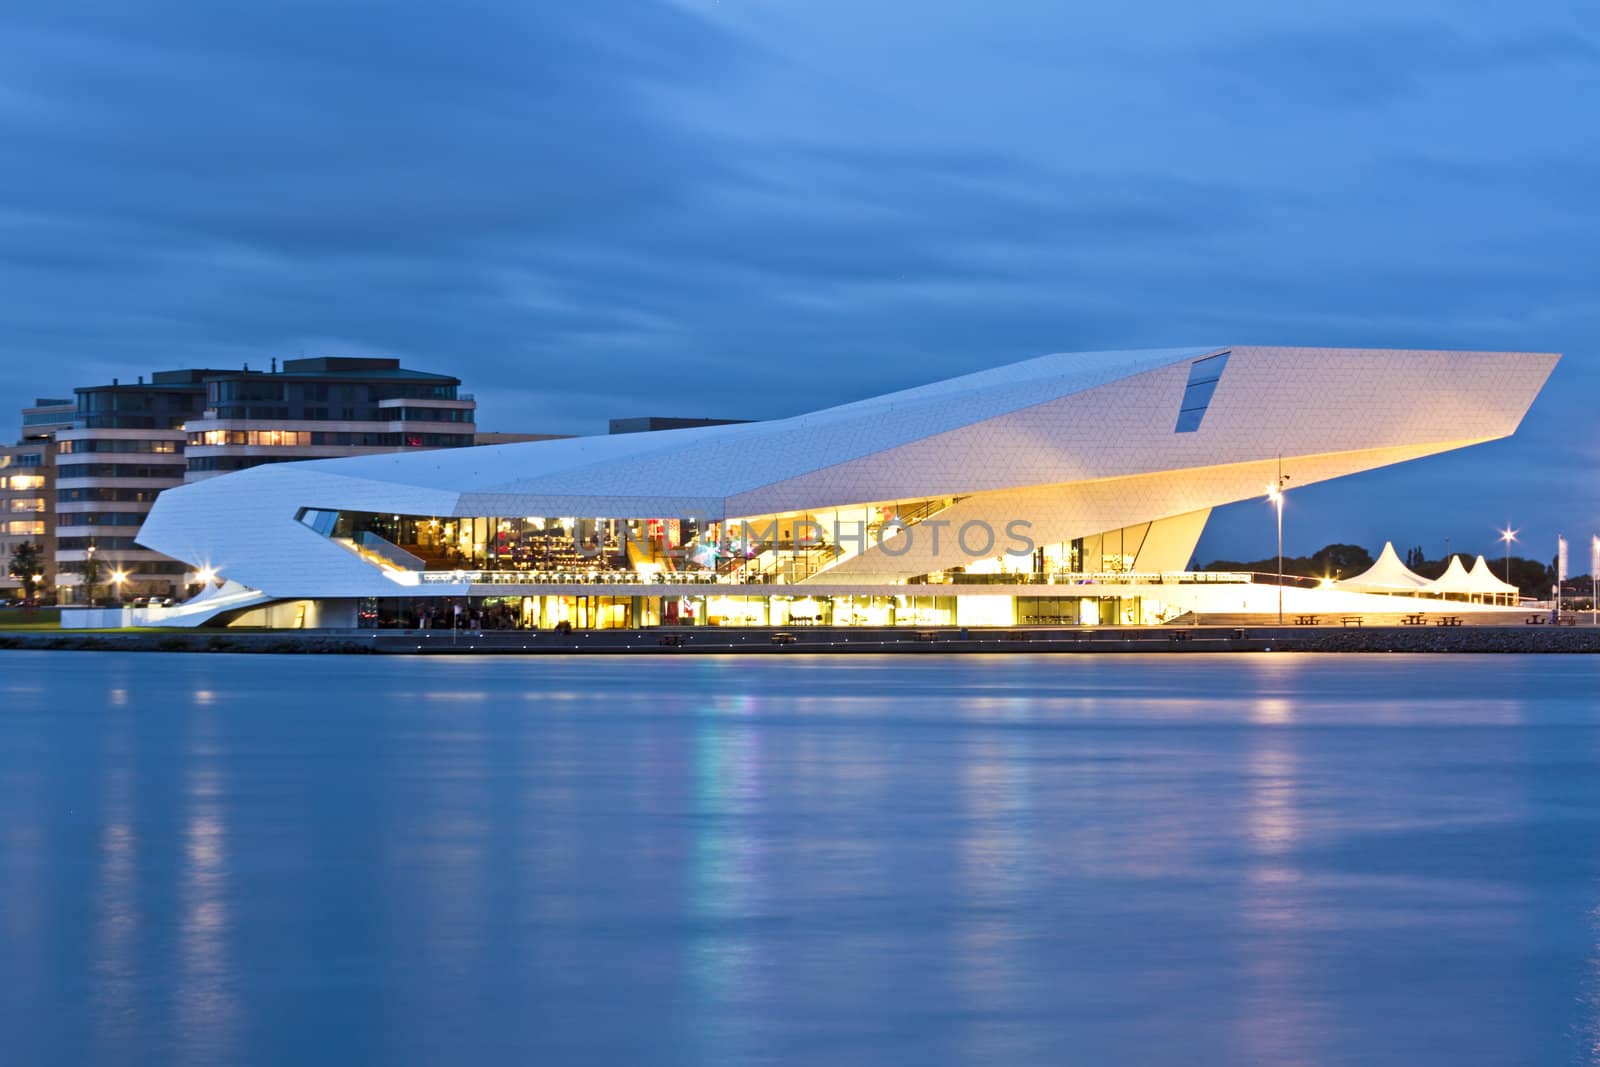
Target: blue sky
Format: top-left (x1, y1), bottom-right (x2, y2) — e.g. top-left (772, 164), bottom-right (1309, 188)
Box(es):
top-left (0, 0), bottom-right (1594, 562)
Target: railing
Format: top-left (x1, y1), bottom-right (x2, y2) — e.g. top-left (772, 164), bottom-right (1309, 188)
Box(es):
top-left (413, 569), bottom-right (1264, 588)
top-left (945, 570), bottom-right (1257, 586)
top-left (419, 570), bottom-right (733, 586)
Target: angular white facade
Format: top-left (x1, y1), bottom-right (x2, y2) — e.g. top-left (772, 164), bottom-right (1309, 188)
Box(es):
top-left (136, 345), bottom-right (1557, 623)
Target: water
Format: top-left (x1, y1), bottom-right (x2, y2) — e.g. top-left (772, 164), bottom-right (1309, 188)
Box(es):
top-left (2, 651), bottom-right (1599, 1066)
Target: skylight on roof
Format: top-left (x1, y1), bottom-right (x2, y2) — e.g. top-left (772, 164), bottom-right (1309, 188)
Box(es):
top-left (1175, 352), bottom-right (1230, 433)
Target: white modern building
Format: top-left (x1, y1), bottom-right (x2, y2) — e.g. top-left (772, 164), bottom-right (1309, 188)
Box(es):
top-left (133, 345), bottom-right (1558, 629)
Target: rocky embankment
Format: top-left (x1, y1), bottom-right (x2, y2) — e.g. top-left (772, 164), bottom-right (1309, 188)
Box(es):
top-left (0, 632), bottom-right (375, 654)
top-left (1287, 626), bottom-right (1600, 653)
top-left (0, 625), bottom-right (1595, 655)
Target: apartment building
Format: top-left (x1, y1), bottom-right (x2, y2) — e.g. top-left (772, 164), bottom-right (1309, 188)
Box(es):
top-left (0, 399), bottom-right (75, 598)
top-left (183, 357), bottom-right (476, 481)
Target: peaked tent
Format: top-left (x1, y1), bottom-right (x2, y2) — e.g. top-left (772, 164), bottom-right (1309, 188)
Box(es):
top-left (1421, 555), bottom-right (1478, 597)
top-left (1468, 555), bottom-right (1521, 601)
top-left (1339, 541), bottom-right (1430, 593)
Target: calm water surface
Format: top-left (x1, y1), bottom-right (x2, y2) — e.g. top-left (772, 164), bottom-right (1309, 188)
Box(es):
top-left (2, 651), bottom-right (1599, 1065)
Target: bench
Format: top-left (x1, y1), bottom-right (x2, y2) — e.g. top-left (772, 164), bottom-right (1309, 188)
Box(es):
top-left (1525, 614), bottom-right (1546, 625)
top-left (913, 630), bottom-right (938, 642)
top-left (1557, 615), bottom-right (1578, 627)
top-left (770, 632), bottom-right (797, 645)
top-left (1340, 615), bottom-right (1363, 627)
top-left (1294, 614), bottom-right (1320, 625)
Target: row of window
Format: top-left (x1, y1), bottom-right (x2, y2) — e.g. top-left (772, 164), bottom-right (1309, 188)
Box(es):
top-left (7, 498), bottom-right (45, 513)
top-left (57, 463), bottom-right (187, 480)
top-left (188, 456), bottom-right (301, 472)
top-left (58, 536), bottom-right (143, 551)
top-left (207, 381), bottom-right (458, 404)
top-left (75, 415), bottom-right (191, 430)
top-left (190, 429), bottom-right (319, 447)
top-left (58, 512), bottom-right (150, 527)
top-left (187, 426), bottom-right (477, 448)
top-left (78, 390), bottom-right (200, 414)
top-left (387, 407), bottom-right (474, 423)
top-left (205, 405), bottom-right (465, 422)
top-left (58, 487), bottom-right (160, 503)
top-left (0, 474), bottom-right (46, 490)
top-left (58, 560), bottom-right (189, 576)
top-left (0, 452), bottom-right (43, 468)
top-left (57, 438), bottom-right (180, 454)
top-left (5, 520), bottom-right (44, 536)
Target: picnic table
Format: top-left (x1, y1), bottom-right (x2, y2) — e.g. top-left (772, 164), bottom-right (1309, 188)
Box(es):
top-left (1434, 615), bottom-right (1463, 627)
top-left (1401, 613), bottom-right (1426, 626)
top-left (1294, 614), bottom-right (1320, 625)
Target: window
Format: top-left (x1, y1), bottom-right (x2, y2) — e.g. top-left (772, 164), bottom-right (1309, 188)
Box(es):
top-left (7, 498), bottom-right (46, 513)
top-left (1175, 352), bottom-right (1230, 433)
top-left (5, 520), bottom-right (45, 536)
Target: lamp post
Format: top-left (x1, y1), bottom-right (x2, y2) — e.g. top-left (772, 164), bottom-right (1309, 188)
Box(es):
top-left (111, 569), bottom-right (127, 605)
top-left (1266, 467), bottom-right (1289, 625)
top-left (1499, 524), bottom-right (1518, 588)
top-left (85, 543), bottom-right (96, 607)
top-left (1592, 536), bottom-right (1598, 626)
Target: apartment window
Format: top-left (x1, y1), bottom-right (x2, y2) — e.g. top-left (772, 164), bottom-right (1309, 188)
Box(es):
top-left (7, 498), bottom-right (46, 513)
top-left (5, 520), bottom-right (45, 536)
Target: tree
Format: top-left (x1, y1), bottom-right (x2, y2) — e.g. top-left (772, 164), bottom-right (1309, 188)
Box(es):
top-left (7, 541), bottom-right (43, 601)
top-left (81, 547), bottom-right (102, 607)
top-left (1310, 543), bottom-right (1373, 578)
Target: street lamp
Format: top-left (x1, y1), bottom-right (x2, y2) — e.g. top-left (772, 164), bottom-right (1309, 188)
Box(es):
top-left (85, 543), bottom-right (96, 607)
top-left (111, 569), bottom-right (127, 604)
top-left (1266, 468), bottom-right (1289, 625)
top-left (1499, 524), bottom-right (1518, 587)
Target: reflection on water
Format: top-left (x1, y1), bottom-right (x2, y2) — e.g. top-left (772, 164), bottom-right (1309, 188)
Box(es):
top-left (1, 651), bottom-right (1599, 1066)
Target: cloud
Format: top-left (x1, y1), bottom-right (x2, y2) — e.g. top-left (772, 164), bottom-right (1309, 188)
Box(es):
top-left (0, 0), bottom-right (1594, 555)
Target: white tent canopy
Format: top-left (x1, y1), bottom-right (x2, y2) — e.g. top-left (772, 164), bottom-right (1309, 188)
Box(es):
top-left (1419, 554), bottom-right (1520, 602)
top-left (1339, 542), bottom-right (1430, 593)
top-left (1421, 555), bottom-right (1478, 596)
top-left (1467, 555), bottom-right (1521, 598)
